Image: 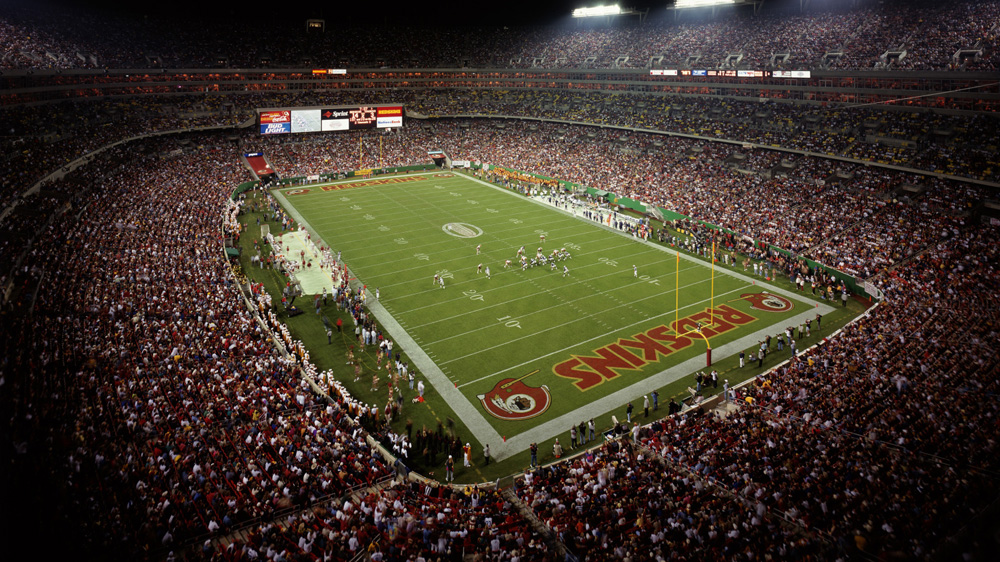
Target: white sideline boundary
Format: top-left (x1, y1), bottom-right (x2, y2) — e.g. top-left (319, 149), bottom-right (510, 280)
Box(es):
top-left (273, 174), bottom-right (506, 457)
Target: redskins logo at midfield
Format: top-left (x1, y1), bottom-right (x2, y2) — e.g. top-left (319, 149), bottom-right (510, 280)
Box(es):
top-left (739, 292), bottom-right (793, 313)
top-left (478, 371), bottom-right (552, 421)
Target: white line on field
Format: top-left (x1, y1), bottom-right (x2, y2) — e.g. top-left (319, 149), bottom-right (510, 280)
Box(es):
top-left (453, 284), bottom-right (749, 382)
top-left (405, 252), bottom-right (695, 319)
top-left (421, 266), bottom-right (716, 347)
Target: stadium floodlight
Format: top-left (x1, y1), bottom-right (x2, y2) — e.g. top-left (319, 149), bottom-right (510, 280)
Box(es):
top-left (675, 0), bottom-right (737, 8)
top-left (572, 5), bottom-right (623, 18)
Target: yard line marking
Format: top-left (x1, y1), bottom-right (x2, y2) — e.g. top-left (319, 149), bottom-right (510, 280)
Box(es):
top-left (365, 235), bottom-right (638, 289)
top-left (421, 269), bottom-right (718, 347)
top-left (311, 177), bottom-right (572, 235)
top-left (406, 256), bottom-right (697, 321)
top-left (450, 284), bottom-right (749, 377)
top-left (301, 179), bottom-right (625, 280)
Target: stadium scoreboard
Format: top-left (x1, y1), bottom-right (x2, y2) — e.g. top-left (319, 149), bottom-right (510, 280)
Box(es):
top-left (258, 105), bottom-right (403, 135)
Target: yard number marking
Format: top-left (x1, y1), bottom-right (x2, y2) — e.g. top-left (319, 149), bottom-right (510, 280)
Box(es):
top-left (497, 315), bottom-right (522, 329)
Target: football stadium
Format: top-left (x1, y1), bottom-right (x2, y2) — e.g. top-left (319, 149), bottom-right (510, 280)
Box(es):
top-left (1, 0), bottom-right (999, 560)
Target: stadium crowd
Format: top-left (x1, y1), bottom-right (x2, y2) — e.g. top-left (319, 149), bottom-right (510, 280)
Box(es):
top-left (518, 437), bottom-right (829, 560)
top-left (2, 84), bottom-right (997, 227)
top-left (1, 1), bottom-right (999, 560)
top-left (2, 109), bottom-right (997, 561)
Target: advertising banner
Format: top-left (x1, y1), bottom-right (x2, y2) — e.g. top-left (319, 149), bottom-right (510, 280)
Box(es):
top-left (260, 122), bottom-right (290, 135)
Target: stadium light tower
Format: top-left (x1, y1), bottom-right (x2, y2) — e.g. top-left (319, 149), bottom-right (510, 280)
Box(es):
top-left (675, 0), bottom-right (735, 6)
top-left (572, 5), bottom-right (622, 17)
top-left (669, 0), bottom-right (762, 17)
top-left (572, 4), bottom-right (648, 23)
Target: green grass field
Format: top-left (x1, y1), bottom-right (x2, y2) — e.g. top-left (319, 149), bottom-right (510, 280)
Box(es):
top-left (267, 170), bottom-right (838, 462)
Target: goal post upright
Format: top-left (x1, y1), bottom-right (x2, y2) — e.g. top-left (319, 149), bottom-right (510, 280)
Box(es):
top-left (675, 251), bottom-right (680, 336)
top-left (708, 237), bottom-right (716, 365)
top-left (675, 250), bottom-right (713, 366)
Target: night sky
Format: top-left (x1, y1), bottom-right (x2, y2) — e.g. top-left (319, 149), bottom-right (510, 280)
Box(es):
top-left (14, 0), bottom-right (807, 27)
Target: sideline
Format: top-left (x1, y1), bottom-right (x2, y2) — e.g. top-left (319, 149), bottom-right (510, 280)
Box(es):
top-left (274, 174), bottom-right (508, 457)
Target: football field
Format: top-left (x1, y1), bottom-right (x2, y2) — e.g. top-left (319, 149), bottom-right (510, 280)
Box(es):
top-left (274, 171), bottom-right (835, 459)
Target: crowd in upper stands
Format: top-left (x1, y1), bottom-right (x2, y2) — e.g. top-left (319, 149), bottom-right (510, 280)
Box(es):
top-left (3, 87), bottom-right (995, 229)
top-left (1, 0), bottom-right (997, 71)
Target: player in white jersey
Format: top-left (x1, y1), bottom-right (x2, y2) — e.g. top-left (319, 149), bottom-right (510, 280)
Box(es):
top-left (485, 266), bottom-right (491, 279)
top-left (633, 265), bottom-right (638, 278)
top-left (476, 244), bottom-right (481, 255)
top-left (563, 265), bottom-right (569, 277)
